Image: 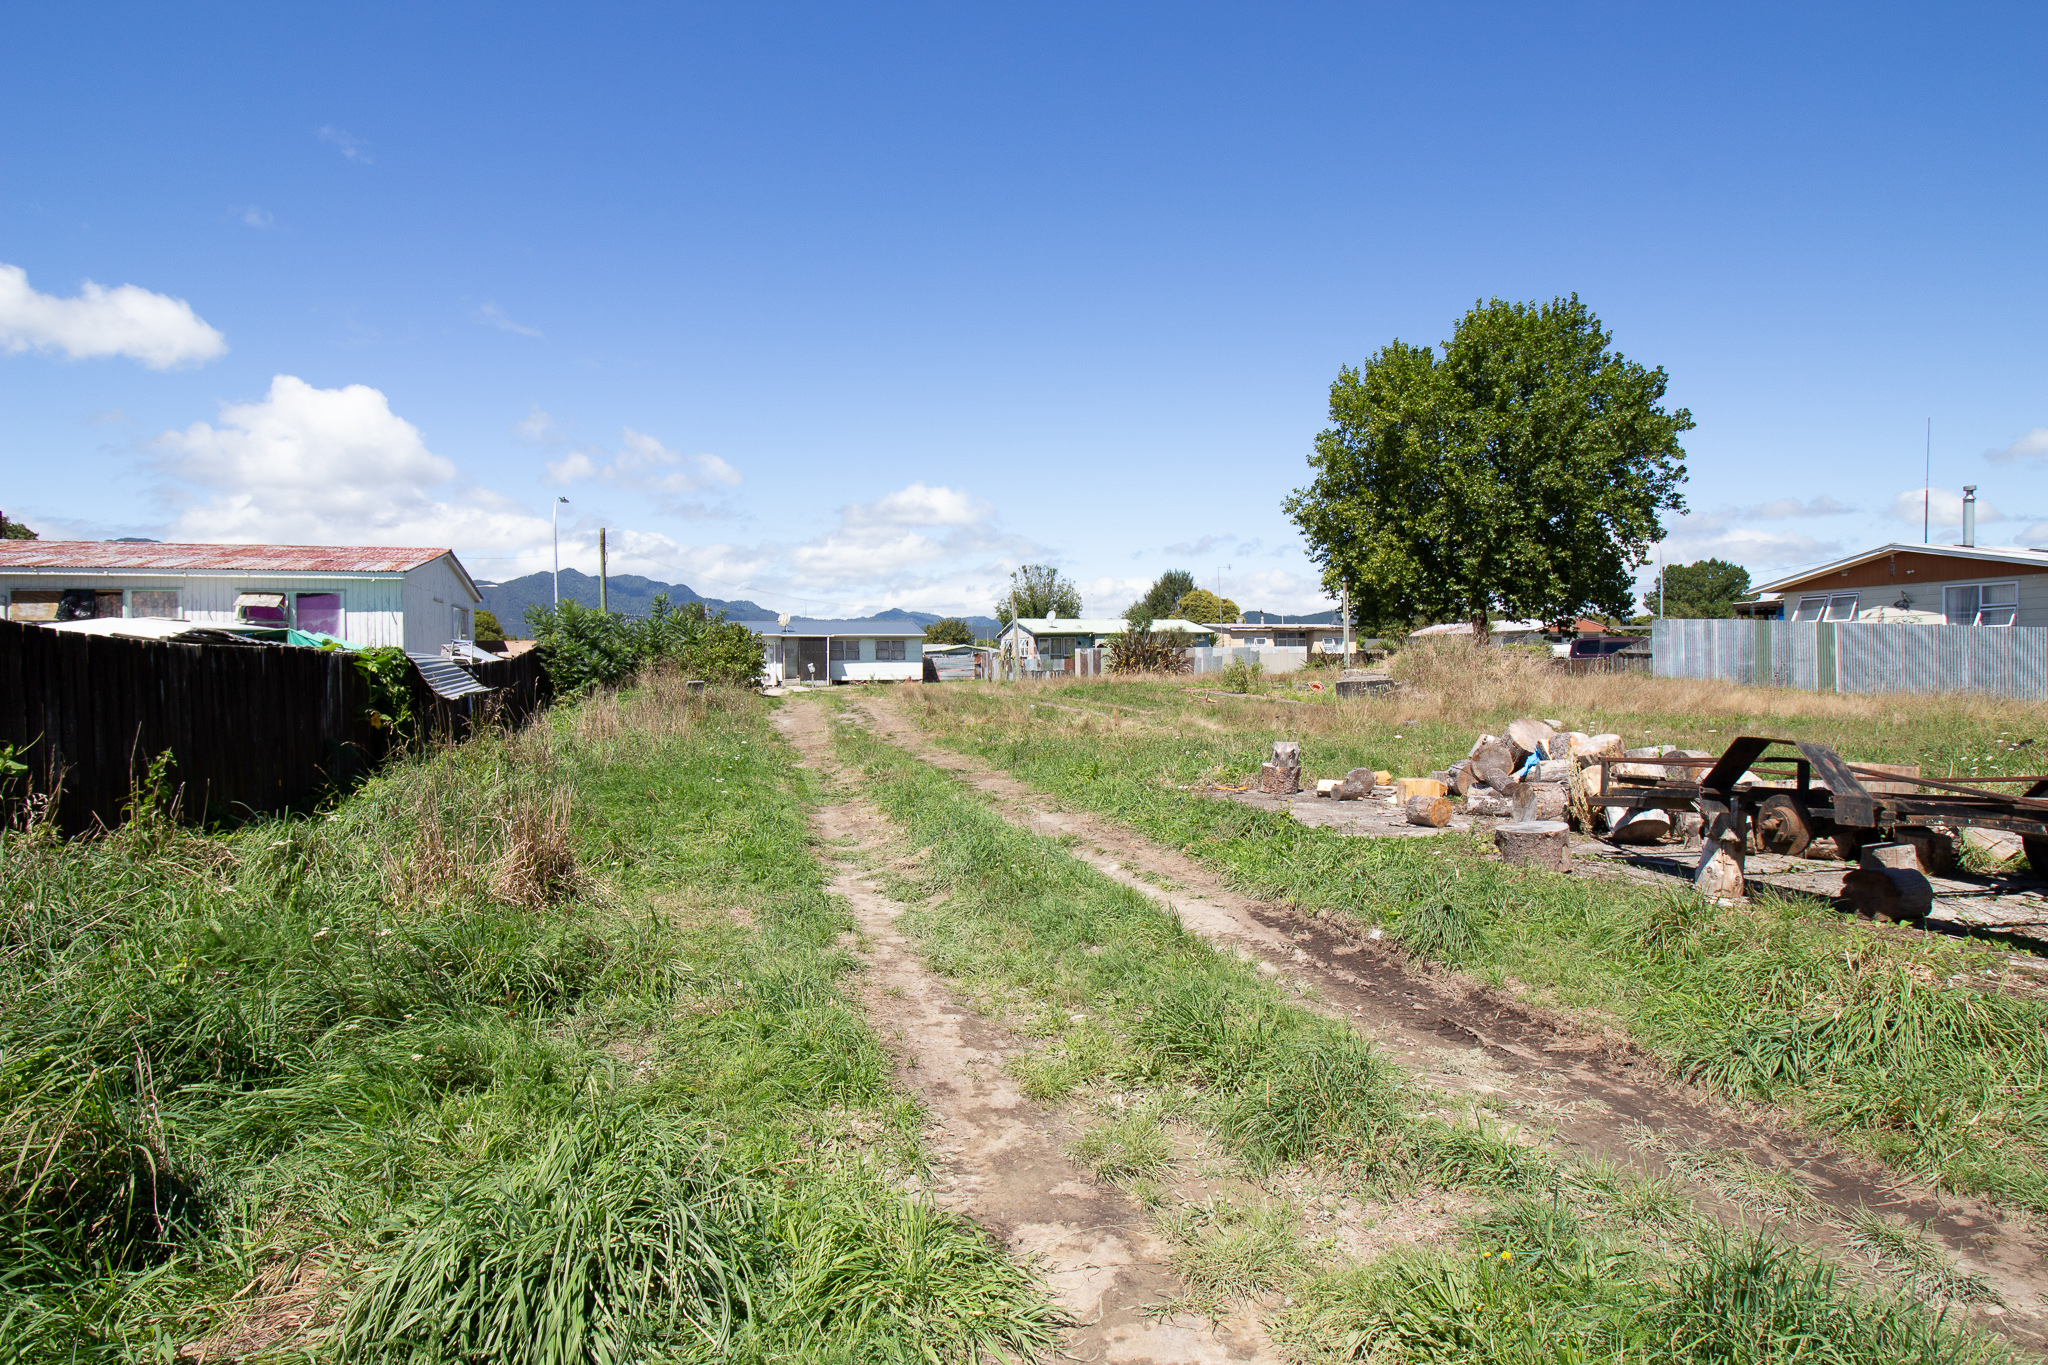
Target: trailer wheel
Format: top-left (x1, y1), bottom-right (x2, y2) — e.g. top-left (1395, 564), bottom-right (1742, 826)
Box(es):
top-left (1754, 794), bottom-right (1815, 857)
top-left (2024, 837), bottom-right (2048, 876)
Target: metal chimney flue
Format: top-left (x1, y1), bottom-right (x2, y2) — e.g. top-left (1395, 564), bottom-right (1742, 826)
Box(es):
top-left (1963, 486), bottom-right (1978, 548)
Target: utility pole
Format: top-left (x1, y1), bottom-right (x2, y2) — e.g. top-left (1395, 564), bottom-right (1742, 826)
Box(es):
top-left (599, 528), bottom-right (608, 614)
top-left (1340, 584), bottom-right (1352, 664)
top-left (1923, 419), bottom-right (1931, 544)
top-left (552, 496), bottom-right (570, 605)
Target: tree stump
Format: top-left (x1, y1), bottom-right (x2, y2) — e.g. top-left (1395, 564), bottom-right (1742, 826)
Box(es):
top-left (1405, 795), bottom-right (1453, 828)
top-left (1694, 802), bottom-right (1747, 899)
top-left (1464, 788), bottom-right (1513, 817)
top-left (1508, 781), bottom-right (1569, 823)
top-left (1497, 820), bottom-right (1570, 871)
top-left (1259, 741), bottom-right (1301, 795)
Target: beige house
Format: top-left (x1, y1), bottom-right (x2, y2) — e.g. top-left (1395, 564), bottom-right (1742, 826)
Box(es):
top-left (1752, 544), bottom-right (2048, 627)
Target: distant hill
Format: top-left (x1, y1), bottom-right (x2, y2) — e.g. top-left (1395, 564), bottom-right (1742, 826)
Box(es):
top-left (479, 571), bottom-right (1000, 640)
top-left (1238, 608), bottom-right (1341, 625)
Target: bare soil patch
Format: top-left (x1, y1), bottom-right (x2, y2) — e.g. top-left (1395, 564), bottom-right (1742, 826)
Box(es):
top-left (845, 689), bottom-right (2048, 1349)
top-left (773, 701), bottom-right (1276, 1364)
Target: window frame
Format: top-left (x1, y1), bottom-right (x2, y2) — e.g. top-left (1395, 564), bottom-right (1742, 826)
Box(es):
top-left (875, 638), bottom-right (906, 662)
top-left (130, 588), bottom-right (181, 620)
top-left (1945, 580), bottom-right (2019, 627)
top-left (295, 591), bottom-right (345, 636)
top-left (829, 637), bottom-right (853, 661)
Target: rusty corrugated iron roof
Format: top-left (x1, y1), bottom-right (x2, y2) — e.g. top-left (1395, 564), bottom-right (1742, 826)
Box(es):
top-left (0, 542), bottom-right (452, 573)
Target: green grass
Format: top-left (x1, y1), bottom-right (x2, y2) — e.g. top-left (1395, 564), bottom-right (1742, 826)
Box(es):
top-left (0, 682), bottom-right (1061, 1363)
top-left (900, 681), bottom-right (2048, 1213)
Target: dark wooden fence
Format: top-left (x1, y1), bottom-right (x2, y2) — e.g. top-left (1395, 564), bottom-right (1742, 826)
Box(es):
top-left (0, 619), bottom-right (549, 833)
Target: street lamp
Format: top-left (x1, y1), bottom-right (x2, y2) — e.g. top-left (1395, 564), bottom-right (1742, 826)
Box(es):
top-left (553, 496), bottom-right (570, 605)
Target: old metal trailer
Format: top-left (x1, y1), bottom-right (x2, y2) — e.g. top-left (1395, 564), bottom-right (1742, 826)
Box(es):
top-left (1591, 735), bottom-right (2048, 896)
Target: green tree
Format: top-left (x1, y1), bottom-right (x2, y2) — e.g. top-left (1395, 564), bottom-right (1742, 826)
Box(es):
top-left (1129, 570), bottom-right (1196, 622)
top-left (923, 617), bottom-right (974, 645)
top-left (1172, 588), bottom-right (1239, 623)
top-left (994, 564), bottom-right (1081, 627)
top-left (1645, 558), bottom-right (1751, 618)
top-left (1285, 295), bottom-right (1691, 637)
top-left (524, 594), bottom-right (762, 695)
top-left (1, 513), bottom-right (37, 540)
top-left (473, 608), bottom-right (507, 643)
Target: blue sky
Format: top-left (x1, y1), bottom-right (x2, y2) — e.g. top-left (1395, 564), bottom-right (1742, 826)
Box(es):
top-left (3, 3), bottom-right (2044, 617)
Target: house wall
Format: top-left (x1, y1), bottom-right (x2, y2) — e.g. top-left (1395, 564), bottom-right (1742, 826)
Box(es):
top-left (755, 632), bottom-right (922, 683)
top-left (0, 557), bottom-right (480, 651)
top-left (1776, 571), bottom-right (2048, 628)
top-left (1771, 550), bottom-right (2048, 596)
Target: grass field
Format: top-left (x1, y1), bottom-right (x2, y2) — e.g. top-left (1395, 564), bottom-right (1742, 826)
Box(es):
top-left (822, 693), bottom-right (2020, 1363)
top-left (1, 672), bottom-right (1059, 1363)
top-left (900, 658), bottom-right (2048, 1214)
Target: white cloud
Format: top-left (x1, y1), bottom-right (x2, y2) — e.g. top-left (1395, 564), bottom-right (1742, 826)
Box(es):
top-left (1886, 486), bottom-right (2008, 533)
top-left (0, 263), bottom-right (226, 369)
top-left (476, 302), bottom-right (541, 338)
top-left (235, 206), bottom-right (273, 229)
top-left (159, 375), bottom-right (551, 548)
top-left (1746, 496), bottom-right (1853, 519)
top-left (318, 125), bottom-right (371, 162)
top-left (1987, 428), bottom-right (2048, 464)
top-left (544, 427), bottom-right (742, 510)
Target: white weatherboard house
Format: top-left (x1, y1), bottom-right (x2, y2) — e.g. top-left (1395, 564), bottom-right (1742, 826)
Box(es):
top-left (0, 542), bottom-right (483, 652)
top-left (741, 618), bottom-right (925, 684)
top-left (997, 616), bottom-right (1209, 660)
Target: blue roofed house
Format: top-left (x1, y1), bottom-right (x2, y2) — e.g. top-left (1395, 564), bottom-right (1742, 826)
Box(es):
top-left (739, 617), bottom-right (927, 684)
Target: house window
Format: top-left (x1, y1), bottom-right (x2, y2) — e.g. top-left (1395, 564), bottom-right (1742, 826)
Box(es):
top-left (876, 639), bottom-right (906, 661)
top-left (829, 638), bottom-right (853, 660)
top-left (297, 593), bottom-right (343, 636)
top-left (1791, 594), bottom-right (1858, 622)
top-left (236, 591), bottom-right (288, 624)
top-left (1275, 632), bottom-right (1307, 648)
top-left (1945, 582), bottom-right (2018, 627)
top-left (1045, 636), bottom-right (1071, 657)
top-left (131, 590), bottom-right (179, 619)
top-left (7, 590), bottom-right (60, 622)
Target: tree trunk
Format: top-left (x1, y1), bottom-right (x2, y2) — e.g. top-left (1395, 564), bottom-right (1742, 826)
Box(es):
top-left (1470, 606), bottom-right (1492, 645)
top-left (1464, 788), bottom-right (1514, 817)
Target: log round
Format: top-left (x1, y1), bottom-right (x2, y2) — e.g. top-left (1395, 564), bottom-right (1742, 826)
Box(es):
top-left (1506, 718), bottom-right (1557, 763)
top-left (1405, 794), bottom-right (1454, 828)
top-left (1694, 845), bottom-right (1745, 900)
top-left (1471, 739), bottom-right (1516, 791)
top-left (1509, 781), bottom-right (1569, 823)
top-left (1893, 826), bottom-right (1958, 878)
top-left (1463, 788), bottom-right (1514, 817)
top-left (1754, 794), bottom-right (1815, 857)
top-left (1496, 820), bottom-right (1570, 872)
top-left (1605, 807), bottom-right (1673, 844)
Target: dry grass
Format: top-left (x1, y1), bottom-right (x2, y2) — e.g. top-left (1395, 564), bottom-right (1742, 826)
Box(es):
top-left (380, 731), bottom-right (583, 912)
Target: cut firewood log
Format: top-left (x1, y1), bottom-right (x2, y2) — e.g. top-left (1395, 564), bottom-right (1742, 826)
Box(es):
top-left (1448, 759), bottom-right (1477, 795)
top-left (1694, 844), bottom-right (1745, 899)
top-left (1496, 820), bottom-right (1570, 871)
top-left (1469, 733), bottom-right (1500, 759)
top-left (1396, 777), bottom-right (1447, 801)
top-left (1405, 795), bottom-right (1454, 827)
top-left (1464, 788), bottom-right (1514, 817)
top-left (1315, 778), bottom-right (1342, 798)
top-left (1259, 741), bottom-right (1302, 795)
top-left (1532, 758), bottom-right (1573, 784)
top-left (1892, 826), bottom-right (1958, 878)
top-left (1471, 739), bottom-right (1516, 791)
top-left (1506, 718), bottom-right (1558, 763)
top-left (1605, 807), bottom-right (1673, 843)
top-left (1571, 733), bottom-right (1623, 759)
top-left (1508, 781), bottom-right (1569, 823)
top-left (1339, 767), bottom-right (1375, 800)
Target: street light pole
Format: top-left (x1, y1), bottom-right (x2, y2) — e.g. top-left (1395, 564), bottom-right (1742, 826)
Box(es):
top-left (553, 496), bottom-right (569, 605)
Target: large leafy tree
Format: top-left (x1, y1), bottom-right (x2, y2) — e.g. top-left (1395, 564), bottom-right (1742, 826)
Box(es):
top-left (1172, 588), bottom-right (1239, 623)
top-left (1285, 296), bottom-right (1690, 636)
top-left (1646, 558), bottom-right (1751, 618)
top-left (1129, 570), bottom-right (1196, 622)
top-left (923, 617), bottom-right (974, 645)
top-left (995, 564), bottom-right (1081, 627)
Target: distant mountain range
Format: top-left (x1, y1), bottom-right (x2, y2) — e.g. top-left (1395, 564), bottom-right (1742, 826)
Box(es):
top-left (477, 570), bottom-right (1000, 640)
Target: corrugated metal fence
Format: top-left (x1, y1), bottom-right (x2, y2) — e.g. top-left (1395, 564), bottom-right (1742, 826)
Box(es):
top-left (1652, 619), bottom-right (2048, 699)
top-left (0, 618), bottom-right (550, 833)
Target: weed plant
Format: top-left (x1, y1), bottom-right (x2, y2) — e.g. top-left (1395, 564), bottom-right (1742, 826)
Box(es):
top-left (0, 676), bottom-right (1058, 1362)
top-left (902, 679), bottom-right (2048, 1212)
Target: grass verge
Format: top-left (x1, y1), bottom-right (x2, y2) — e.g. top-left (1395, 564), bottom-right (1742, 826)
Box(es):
top-left (1, 671), bottom-right (1059, 1363)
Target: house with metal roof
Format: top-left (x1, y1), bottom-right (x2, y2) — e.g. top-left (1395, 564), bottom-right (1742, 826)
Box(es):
top-left (0, 542), bottom-right (483, 652)
top-left (737, 617), bottom-right (926, 684)
top-left (1750, 543), bottom-right (2048, 627)
top-left (995, 616), bottom-right (1210, 663)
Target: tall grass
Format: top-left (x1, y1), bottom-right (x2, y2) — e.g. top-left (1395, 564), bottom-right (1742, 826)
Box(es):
top-left (902, 680), bottom-right (2048, 1212)
top-left (0, 678), bottom-right (1060, 1362)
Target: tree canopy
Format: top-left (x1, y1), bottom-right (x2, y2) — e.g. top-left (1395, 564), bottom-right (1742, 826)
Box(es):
top-left (1173, 588), bottom-right (1239, 623)
top-left (1285, 295), bottom-right (1691, 635)
top-left (473, 608), bottom-right (507, 643)
top-left (1645, 558), bottom-right (1751, 618)
top-left (1130, 570), bottom-right (1196, 622)
top-left (995, 564), bottom-right (1081, 627)
top-left (1, 513), bottom-right (37, 540)
top-left (923, 617), bottom-right (974, 645)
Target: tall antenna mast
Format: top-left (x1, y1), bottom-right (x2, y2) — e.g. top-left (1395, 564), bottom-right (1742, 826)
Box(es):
top-left (1923, 419), bottom-right (1931, 544)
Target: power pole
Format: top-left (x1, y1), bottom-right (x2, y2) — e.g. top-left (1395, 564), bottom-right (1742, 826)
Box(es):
top-left (1340, 584), bottom-right (1352, 664)
top-left (599, 528), bottom-right (608, 614)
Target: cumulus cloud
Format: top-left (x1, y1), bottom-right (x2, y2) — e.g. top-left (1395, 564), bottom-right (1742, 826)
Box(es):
top-left (159, 375), bottom-right (552, 548)
top-left (842, 483), bottom-right (991, 529)
top-left (789, 484), bottom-right (1015, 583)
top-left (544, 427), bottom-right (741, 507)
top-left (1986, 428), bottom-right (2048, 464)
top-left (476, 302), bottom-right (541, 337)
top-left (1886, 486), bottom-right (2009, 534)
top-left (235, 206), bottom-right (273, 228)
top-left (0, 263), bottom-right (226, 369)
top-left (318, 125), bottom-right (371, 162)
top-left (1746, 496), bottom-right (1853, 519)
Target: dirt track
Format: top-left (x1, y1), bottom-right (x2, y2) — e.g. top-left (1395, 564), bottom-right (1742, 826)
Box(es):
top-left (773, 702), bottom-right (1276, 1364)
top-left (837, 689), bottom-right (2048, 1350)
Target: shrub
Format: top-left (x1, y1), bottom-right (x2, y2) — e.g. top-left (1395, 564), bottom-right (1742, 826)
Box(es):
top-left (527, 595), bottom-right (763, 696)
top-left (1108, 629), bottom-right (1192, 675)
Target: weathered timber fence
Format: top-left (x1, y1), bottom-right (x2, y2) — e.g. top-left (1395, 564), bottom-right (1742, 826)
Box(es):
top-left (1652, 618), bottom-right (2048, 699)
top-left (0, 618), bottom-right (550, 832)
